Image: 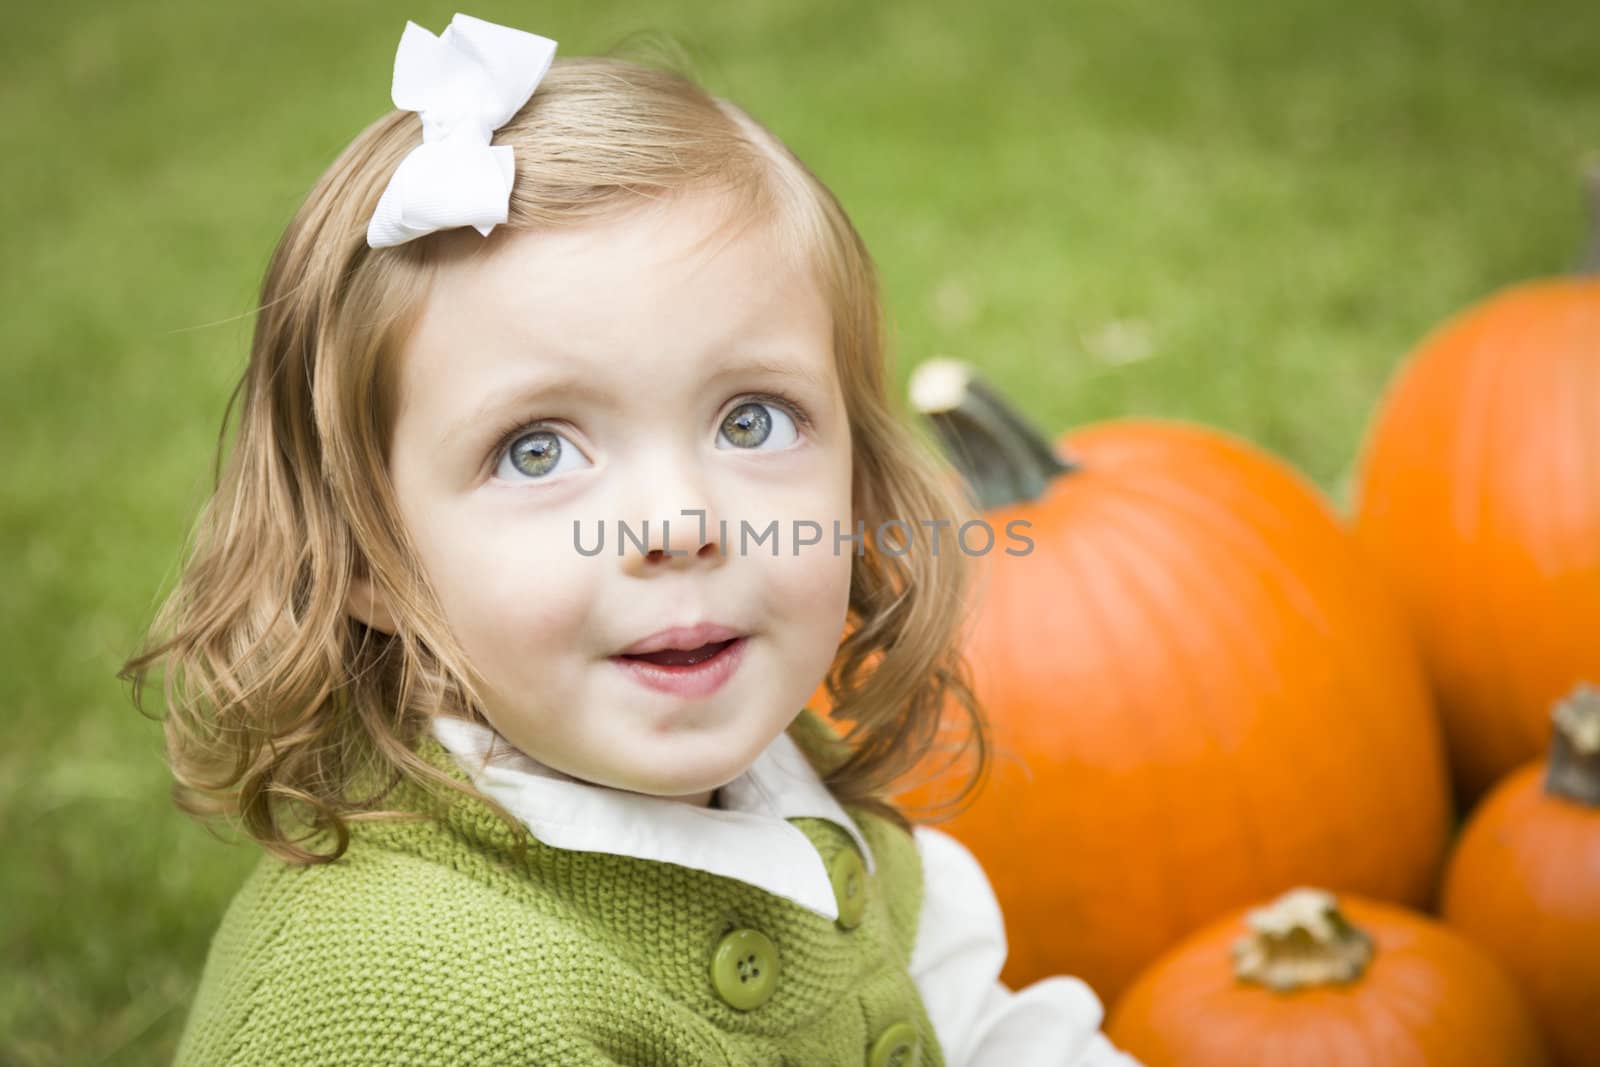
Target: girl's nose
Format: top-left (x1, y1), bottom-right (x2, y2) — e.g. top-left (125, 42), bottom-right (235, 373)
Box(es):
top-left (616, 450), bottom-right (727, 577)
top-left (619, 510), bottom-right (726, 578)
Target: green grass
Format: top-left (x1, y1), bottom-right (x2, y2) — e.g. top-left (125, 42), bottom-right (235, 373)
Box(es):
top-left (4, 0), bottom-right (1597, 1061)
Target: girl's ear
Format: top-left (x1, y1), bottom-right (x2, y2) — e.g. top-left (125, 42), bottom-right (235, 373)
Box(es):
top-left (345, 568), bottom-right (399, 635)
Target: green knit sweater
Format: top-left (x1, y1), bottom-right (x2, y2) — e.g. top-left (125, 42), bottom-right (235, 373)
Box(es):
top-left (173, 711), bottom-right (944, 1065)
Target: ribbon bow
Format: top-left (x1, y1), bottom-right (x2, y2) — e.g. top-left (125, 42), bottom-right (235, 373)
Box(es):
top-left (366, 13), bottom-right (558, 249)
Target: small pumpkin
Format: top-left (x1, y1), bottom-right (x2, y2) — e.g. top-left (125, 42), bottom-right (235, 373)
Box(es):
top-left (1107, 887), bottom-right (1549, 1066)
top-left (1440, 683), bottom-right (1600, 1067)
top-left (857, 361), bottom-right (1452, 1003)
top-left (1352, 177), bottom-right (1600, 804)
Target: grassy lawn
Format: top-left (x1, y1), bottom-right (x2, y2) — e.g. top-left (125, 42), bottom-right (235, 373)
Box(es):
top-left (4, 0), bottom-right (1596, 1062)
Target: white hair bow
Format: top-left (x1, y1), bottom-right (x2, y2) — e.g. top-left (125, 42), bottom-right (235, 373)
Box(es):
top-left (366, 13), bottom-right (558, 249)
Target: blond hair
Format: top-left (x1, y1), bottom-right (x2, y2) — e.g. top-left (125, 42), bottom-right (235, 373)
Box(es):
top-left (120, 53), bottom-right (992, 864)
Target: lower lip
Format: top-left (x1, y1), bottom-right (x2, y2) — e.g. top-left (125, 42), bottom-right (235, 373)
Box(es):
top-left (610, 636), bottom-right (749, 698)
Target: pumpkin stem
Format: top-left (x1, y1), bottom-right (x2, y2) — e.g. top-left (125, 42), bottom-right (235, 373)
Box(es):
top-left (1582, 156), bottom-right (1600, 275)
top-left (908, 358), bottom-right (1076, 510)
top-left (1231, 888), bottom-right (1375, 992)
top-left (1545, 682), bottom-right (1600, 807)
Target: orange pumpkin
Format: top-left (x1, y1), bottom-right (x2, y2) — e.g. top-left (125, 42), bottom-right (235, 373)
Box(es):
top-left (1352, 261), bottom-right (1600, 804)
top-left (1107, 887), bottom-right (1549, 1066)
top-left (869, 361), bottom-right (1452, 1004)
top-left (1440, 683), bottom-right (1600, 1067)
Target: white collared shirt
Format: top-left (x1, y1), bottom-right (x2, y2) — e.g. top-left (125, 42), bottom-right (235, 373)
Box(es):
top-left (431, 716), bottom-right (1143, 1067)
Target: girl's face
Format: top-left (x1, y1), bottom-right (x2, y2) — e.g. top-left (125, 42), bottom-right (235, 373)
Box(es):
top-left (353, 190), bottom-right (855, 807)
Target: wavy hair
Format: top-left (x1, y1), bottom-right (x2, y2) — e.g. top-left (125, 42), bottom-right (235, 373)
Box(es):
top-left (119, 51), bottom-right (992, 864)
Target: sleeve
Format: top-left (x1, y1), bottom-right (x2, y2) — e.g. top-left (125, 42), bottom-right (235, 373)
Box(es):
top-left (172, 853), bottom-right (657, 1067)
top-left (907, 825), bottom-right (1146, 1067)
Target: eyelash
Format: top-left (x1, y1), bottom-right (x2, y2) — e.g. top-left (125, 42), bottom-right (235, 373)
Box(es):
top-left (484, 389), bottom-right (815, 475)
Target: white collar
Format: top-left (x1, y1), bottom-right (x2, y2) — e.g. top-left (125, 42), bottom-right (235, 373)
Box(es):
top-left (429, 715), bottom-right (877, 922)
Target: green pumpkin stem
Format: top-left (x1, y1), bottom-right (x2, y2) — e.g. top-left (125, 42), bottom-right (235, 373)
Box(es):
top-left (1545, 683), bottom-right (1600, 807)
top-left (1231, 888), bottom-right (1375, 993)
top-left (908, 358), bottom-right (1075, 510)
top-left (1582, 157), bottom-right (1600, 275)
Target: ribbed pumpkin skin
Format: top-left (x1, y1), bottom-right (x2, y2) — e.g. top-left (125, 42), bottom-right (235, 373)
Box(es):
top-left (1440, 762), bottom-right (1600, 1067)
top-left (1353, 281), bottom-right (1600, 804)
top-left (890, 419), bottom-right (1452, 1004)
top-left (1106, 895), bottom-right (1549, 1067)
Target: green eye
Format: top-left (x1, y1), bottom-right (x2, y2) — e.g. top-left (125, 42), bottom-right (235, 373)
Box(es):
top-left (509, 431), bottom-right (560, 477)
top-left (718, 400), bottom-right (798, 451)
top-left (495, 428), bottom-right (590, 481)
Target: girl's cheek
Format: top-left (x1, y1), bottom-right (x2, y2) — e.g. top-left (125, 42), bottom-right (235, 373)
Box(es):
top-left (424, 510), bottom-right (595, 634)
top-left (748, 509), bottom-right (855, 624)
top-left (781, 544), bottom-right (853, 620)
top-left (453, 489), bottom-right (588, 555)
top-left (445, 560), bottom-right (594, 683)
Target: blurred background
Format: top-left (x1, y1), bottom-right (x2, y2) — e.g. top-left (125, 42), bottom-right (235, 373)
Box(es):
top-left (4, 0), bottom-right (1598, 1062)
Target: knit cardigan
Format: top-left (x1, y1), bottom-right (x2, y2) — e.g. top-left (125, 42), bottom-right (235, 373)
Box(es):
top-left (173, 711), bottom-right (944, 1065)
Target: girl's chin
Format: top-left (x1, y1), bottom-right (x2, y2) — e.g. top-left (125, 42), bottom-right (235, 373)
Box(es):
top-left (602, 737), bottom-right (754, 800)
top-left (612, 755), bottom-right (741, 799)
top-left (634, 784), bottom-right (719, 807)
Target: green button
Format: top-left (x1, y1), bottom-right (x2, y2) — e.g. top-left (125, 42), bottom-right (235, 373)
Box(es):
top-left (867, 1020), bottom-right (921, 1067)
top-left (829, 848), bottom-right (868, 929)
top-left (710, 928), bottom-right (779, 1010)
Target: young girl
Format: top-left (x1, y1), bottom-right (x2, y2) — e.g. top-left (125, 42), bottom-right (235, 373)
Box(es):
top-left (122, 13), bottom-right (1141, 1066)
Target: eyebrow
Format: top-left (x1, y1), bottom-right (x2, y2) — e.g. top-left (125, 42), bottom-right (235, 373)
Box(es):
top-left (439, 355), bottom-right (830, 452)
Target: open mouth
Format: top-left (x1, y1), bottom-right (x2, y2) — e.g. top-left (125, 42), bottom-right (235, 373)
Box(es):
top-left (617, 638), bottom-right (740, 669)
top-left (610, 636), bottom-right (749, 698)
